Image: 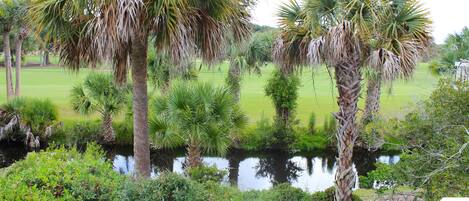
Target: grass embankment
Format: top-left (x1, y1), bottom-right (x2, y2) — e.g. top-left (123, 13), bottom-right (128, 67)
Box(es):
top-left (0, 57), bottom-right (439, 125)
top-left (0, 56), bottom-right (439, 151)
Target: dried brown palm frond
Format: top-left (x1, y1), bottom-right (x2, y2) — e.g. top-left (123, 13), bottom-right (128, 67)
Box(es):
top-left (307, 36), bottom-right (324, 65)
top-left (323, 21), bottom-right (361, 67)
top-left (367, 48), bottom-right (400, 81)
top-left (398, 39), bottom-right (420, 78)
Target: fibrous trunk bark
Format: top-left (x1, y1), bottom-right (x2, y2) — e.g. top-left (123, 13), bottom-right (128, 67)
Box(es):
top-left (3, 31), bottom-right (14, 99)
top-left (14, 27), bottom-right (28, 97)
top-left (227, 63), bottom-right (241, 102)
top-left (363, 77), bottom-right (381, 124)
top-left (334, 61), bottom-right (361, 201)
top-left (186, 140), bottom-right (202, 168)
top-left (101, 112), bottom-right (115, 144)
top-left (41, 49), bottom-right (50, 67)
top-left (131, 36), bottom-right (151, 178)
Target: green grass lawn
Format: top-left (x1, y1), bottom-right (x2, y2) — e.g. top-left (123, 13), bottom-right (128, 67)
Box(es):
top-left (0, 59), bottom-right (439, 125)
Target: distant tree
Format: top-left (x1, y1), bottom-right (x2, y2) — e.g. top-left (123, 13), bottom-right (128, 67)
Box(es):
top-left (71, 74), bottom-right (130, 144)
top-left (439, 27), bottom-right (469, 71)
top-left (226, 31), bottom-right (273, 102)
top-left (0, 0), bottom-right (15, 99)
top-left (149, 81), bottom-right (246, 168)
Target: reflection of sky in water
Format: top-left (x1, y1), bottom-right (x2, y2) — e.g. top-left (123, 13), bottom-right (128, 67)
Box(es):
top-left (112, 154), bottom-right (400, 193)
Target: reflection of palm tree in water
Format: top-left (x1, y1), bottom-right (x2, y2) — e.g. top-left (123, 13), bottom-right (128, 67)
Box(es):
top-left (227, 149), bottom-right (246, 185)
top-left (151, 149), bottom-right (176, 174)
top-left (255, 151), bottom-right (302, 185)
top-left (353, 150), bottom-right (378, 177)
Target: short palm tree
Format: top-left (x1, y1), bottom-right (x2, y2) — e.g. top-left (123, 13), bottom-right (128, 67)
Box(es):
top-left (363, 0), bottom-right (432, 123)
top-left (226, 33), bottom-right (272, 102)
top-left (149, 81), bottom-right (246, 168)
top-left (71, 74), bottom-right (130, 144)
top-left (29, 0), bottom-right (251, 178)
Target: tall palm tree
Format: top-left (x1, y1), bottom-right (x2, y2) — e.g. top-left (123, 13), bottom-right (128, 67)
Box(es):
top-left (274, 0), bottom-right (430, 200)
top-left (71, 74), bottom-right (130, 144)
top-left (12, 0), bottom-right (29, 97)
top-left (362, 0), bottom-right (432, 123)
top-left (0, 1), bottom-right (15, 99)
top-left (149, 81), bottom-right (247, 168)
top-left (29, 0), bottom-right (251, 178)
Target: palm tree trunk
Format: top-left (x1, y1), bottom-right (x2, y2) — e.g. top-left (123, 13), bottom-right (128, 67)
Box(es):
top-left (363, 77), bottom-right (381, 124)
top-left (131, 36), bottom-right (151, 178)
top-left (101, 112), bottom-right (115, 144)
top-left (186, 140), bottom-right (202, 168)
top-left (227, 63), bottom-right (241, 102)
top-left (14, 27), bottom-right (27, 97)
top-left (334, 61), bottom-right (361, 201)
top-left (41, 49), bottom-right (50, 67)
top-left (3, 31), bottom-right (14, 99)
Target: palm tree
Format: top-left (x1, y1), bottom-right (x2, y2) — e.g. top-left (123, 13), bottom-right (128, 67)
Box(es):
top-left (12, 0), bottom-right (29, 97)
top-left (149, 81), bottom-right (246, 168)
top-left (362, 0), bottom-right (431, 123)
top-left (71, 74), bottom-right (130, 144)
top-left (29, 0), bottom-right (251, 178)
top-left (226, 32), bottom-right (272, 102)
top-left (274, 0), bottom-right (430, 200)
top-left (0, 1), bottom-right (15, 99)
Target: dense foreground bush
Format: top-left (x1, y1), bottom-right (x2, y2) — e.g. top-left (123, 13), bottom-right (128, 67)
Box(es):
top-left (0, 145), bottom-right (365, 201)
top-left (0, 144), bottom-right (123, 200)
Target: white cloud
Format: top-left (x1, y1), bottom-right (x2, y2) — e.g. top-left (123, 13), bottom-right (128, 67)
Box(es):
top-left (250, 0), bottom-right (469, 44)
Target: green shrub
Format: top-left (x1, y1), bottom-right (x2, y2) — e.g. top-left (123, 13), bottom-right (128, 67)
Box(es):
top-left (308, 112), bottom-right (316, 134)
top-left (359, 163), bottom-right (397, 194)
top-left (186, 165), bottom-right (227, 183)
top-left (118, 172), bottom-right (207, 201)
top-left (238, 114), bottom-right (274, 150)
top-left (114, 121), bottom-right (133, 145)
top-left (311, 187), bottom-right (363, 201)
top-left (291, 127), bottom-right (329, 151)
top-left (1, 97), bottom-right (58, 140)
top-left (242, 183), bottom-right (310, 201)
top-left (0, 144), bottom-right (123, 200)
top-left (51, 121), bottom-right (101, 146)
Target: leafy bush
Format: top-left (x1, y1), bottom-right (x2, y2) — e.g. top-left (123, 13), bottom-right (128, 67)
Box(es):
top-left (118, 172), bottom-right (206, 201)
top-left (291, 127), bottom-right (329, 151)
top-left (186, 165), bottom-right (227, 183)
top-left (242, 183), bottom-right (310, 201)
top-left (311, 187), bottom-right (363, 201)
top-left (359, 163), bottom-right (397, 194)
top-left (1, 97), bottom-right (58, 140)
top-left (114, 121), bottom-right (133, 145)
top-left (238, 114), bottom-right (274, 150)
top-left (0, 144), bottom-right (124, 200)
top-left (51, 121), bottom-right (101, 146)
top-left (308, 112), bottom-right (316, 134)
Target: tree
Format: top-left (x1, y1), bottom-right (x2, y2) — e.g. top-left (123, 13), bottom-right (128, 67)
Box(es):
top-left (12, 0), bottom-right (28, 97)
top-left (226, 30), bottom-right (274, 102)
top-left (362, 0), bottom-right (431, 123)
top-left (71, 74), bottom-right (130, 144)
top-left (149, 81), bottom-right (246, 168)
top-left (439, 27), bottom-right (469, 72)
top-left (0, 0), bottom-right (15, 99)
top-left (273, 0), bottom-right (431, 200)
top-left (29, 0), bottom-right (251, 178)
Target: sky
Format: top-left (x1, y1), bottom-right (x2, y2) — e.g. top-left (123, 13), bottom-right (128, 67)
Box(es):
top-left (250, 0), bottom-right (469, 44)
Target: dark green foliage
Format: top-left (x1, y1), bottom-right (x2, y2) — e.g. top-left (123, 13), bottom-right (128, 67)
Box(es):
top-left (359, 163), bottom-right (397, 193)
top-left (292, 127), bottom-right (329, 151)
top-left (382, 79), bottom-right (469, 200)
top-left (51, 121), bottom-right (101, 146)
top-left (311, 187), bottom-right (363, 201)
top-left (114, 121), bottom-right (133, 145)
top-left (0, 144), bottom-right (124, 200)
top-left (241, 183), bottom-right (311, 201)
top-left (308, 112), bottom-right (316, 134)
top-left (118, 172), bottom-right (206, 201)
top-left (186, 165), bottom-right (227, 183)
top-left (439, 27), bottom-right (469, 71)
top-left (265, 70), bottom-right (300, 149)
top-left (1, 97), bottom-right (58, 140)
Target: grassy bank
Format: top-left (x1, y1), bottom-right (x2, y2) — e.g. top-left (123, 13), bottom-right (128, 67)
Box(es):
top-left (0, 62), bottom-right (439, 125)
